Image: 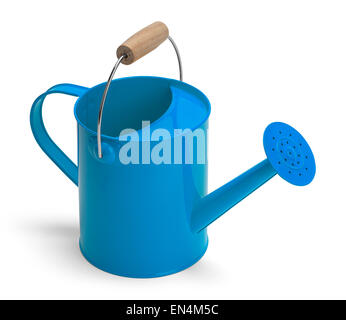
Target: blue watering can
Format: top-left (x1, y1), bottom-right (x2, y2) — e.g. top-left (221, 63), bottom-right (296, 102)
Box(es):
top-left (30, 22), bottom-right (316, 278)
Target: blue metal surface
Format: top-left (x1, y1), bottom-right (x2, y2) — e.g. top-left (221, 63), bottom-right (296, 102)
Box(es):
top-left (263, 122), bottom-right (316, 186)
top-left (191, 122), bottom-right (316, 232)
top-left (190, 159), bottom-right (277, 232)
top-left (31, 77), bottom-right (210, 277)
top-left (30, 77), bottom-right (316, 278)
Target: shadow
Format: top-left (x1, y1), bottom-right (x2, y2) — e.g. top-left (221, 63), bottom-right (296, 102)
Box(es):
top-left (18, 218), bottom-right (100, 278)
top-left (32, 221), bottom-right (78, 238)
top-left (179, 255), bottom-right (227, 284)
top-left (18, 217), bottom-right (227, 284)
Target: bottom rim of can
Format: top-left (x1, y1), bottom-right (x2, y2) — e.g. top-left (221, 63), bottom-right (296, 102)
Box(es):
top-left (78, 238), bottom-right (209, 279)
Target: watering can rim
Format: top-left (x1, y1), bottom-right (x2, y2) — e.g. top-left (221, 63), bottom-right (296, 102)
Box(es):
top-left (73, 75), bottom-right (211, 141)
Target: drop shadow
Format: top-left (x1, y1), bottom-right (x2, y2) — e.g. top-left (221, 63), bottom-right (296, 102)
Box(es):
top-left (18, 217), bottom-right (100, 278)
top-left (19, 217), bottom-right (226, 284)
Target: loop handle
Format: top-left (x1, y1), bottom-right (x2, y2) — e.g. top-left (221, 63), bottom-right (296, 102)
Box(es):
top-left (30, 84), bottom-right (89, 185)
top-left (97, 22), bottom-right (183, 158)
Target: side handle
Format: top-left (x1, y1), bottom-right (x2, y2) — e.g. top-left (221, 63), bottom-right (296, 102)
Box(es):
top-left (30, 84), bottom-right (88, 186)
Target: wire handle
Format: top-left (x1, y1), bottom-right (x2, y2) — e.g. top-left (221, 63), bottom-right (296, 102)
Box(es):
top-left (97, 22), bottom-right (183, 158)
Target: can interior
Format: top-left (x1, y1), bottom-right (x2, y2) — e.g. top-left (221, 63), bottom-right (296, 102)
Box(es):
top-left (75, 77), bottom-right (172, 138)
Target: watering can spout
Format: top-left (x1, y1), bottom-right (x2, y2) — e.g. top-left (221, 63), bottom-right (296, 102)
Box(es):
top-left (190, 122), bottom-right (316, 233)
top-left (191, 160), bottom-right (276, 232)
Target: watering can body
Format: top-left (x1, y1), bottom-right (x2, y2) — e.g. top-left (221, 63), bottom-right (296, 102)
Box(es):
top-left (30, 21), bottom-right (316, 278)
top-left (31, 76), bottom-right (211, 277)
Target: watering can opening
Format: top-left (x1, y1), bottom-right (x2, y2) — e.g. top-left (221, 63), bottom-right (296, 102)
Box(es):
top-left (74, 76), bottom-right (211, 141)
top-left (75, 76), bottom-right (172, 139)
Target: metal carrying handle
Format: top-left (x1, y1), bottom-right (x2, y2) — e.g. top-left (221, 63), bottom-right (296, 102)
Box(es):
top-left (97, 22), bottom-right (183, 158)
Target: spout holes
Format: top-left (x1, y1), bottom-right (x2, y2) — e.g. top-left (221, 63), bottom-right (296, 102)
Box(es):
top-left (272, 148), bottom-right (275, 151)
top-left (289, 171), bottom-right (292, 174)
top-left (299, 173), bottom-right (302, 176)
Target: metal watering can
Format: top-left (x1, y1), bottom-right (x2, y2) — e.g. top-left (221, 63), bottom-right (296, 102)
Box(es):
top-left (30, 22), bottom-right (316, 278)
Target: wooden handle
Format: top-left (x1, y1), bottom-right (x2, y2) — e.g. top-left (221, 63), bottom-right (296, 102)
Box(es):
top-left (116, 21), bottom-right (169, 65)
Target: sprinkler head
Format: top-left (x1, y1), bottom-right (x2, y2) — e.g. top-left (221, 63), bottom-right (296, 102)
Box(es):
top-left (190, 121), bottom-right (316, 233)
top-left (263, 122), bottom-right (316, 186)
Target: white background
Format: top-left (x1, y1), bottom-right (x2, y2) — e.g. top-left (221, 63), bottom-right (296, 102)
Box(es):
top-left (0, 0), bottom-right (345, 299)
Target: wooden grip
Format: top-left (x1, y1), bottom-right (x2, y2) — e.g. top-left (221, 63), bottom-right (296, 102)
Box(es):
top-left (116, 21), bottom-right (169, 65)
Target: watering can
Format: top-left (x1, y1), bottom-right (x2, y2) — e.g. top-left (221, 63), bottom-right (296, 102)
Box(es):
top-left (30, 22), bottom-right (316, 278)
